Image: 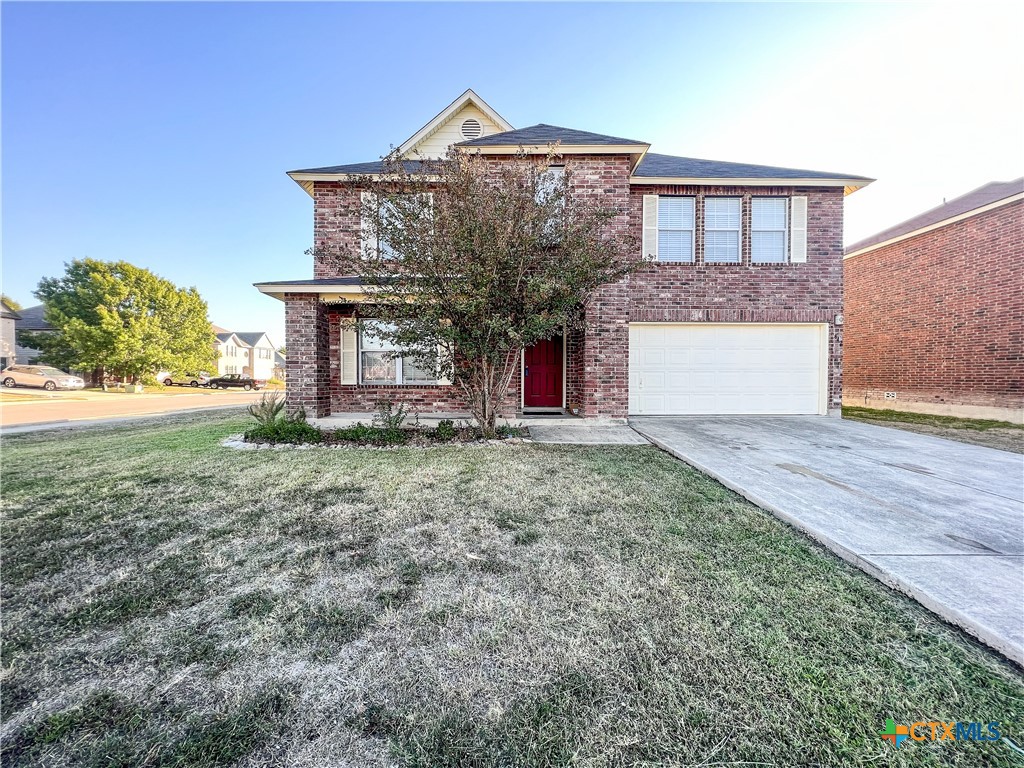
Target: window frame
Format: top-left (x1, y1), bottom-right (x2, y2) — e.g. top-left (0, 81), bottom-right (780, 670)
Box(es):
top-left (703, 196), bottom-right (743, 264)
top-left (358, 320), bottom-right (438, 386)
top-left (655, 195), bottom-right (696, 263)
top-left (750, 197), bottom-right (789, 264)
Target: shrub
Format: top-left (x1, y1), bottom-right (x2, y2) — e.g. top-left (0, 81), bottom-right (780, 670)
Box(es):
top-left (247, 391), bottom-right (287, 426)
top-left (434, 419), bottom-right (457, 441)
top-left (373, 400), bottom-right (407, 430)
top-left (331, 423), bottom-right (408, 446)
top-left (244, 420), bottom-right (322, 445)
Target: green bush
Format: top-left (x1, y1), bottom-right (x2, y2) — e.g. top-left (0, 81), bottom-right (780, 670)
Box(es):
top-left (244, 420), bottom-right (322, 445)
top-left (434, 419), bottom-right (457, 440)
top-left (331, 423), bottom-right (408, 445)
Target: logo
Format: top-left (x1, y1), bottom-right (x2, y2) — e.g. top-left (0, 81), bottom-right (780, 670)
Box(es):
top-left (879, 719), bottom-right (909, 747)
top-left (879, 719), bottom-right (1001, 748)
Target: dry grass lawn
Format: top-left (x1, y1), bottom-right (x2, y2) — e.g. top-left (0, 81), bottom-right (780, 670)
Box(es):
top-left (2, 410), bottom-right (1023, 766)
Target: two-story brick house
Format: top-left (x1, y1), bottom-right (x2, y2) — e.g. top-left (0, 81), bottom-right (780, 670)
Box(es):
top-left (257, 90), bottom-right (871, 420)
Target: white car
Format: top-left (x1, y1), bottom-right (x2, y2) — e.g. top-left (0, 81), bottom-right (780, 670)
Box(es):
top-left (2, 365), bottom-right (86, 391)
top-left (156, 371), bottom-right (211, 388)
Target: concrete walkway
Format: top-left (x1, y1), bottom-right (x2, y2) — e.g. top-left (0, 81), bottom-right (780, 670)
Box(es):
top-left (630, 415), bottom-right (1024, 665)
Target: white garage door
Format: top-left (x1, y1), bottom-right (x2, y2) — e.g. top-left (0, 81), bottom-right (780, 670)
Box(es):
top-left (628, 323), bottom-right (826, 415)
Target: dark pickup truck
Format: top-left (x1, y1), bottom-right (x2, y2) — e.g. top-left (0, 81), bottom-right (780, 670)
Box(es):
top-left (207, 374), bottom-right (266, 391)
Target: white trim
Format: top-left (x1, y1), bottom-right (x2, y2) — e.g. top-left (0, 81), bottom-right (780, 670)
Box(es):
top-left (630, 177), bottom-right (871, 195)
top-left (254, 283), bottom-right (367, 302)
top-left (397, 89), bottom-right (513, 157)
top-left (844, 192), bottom-right (1024, 259)
top-left (464, 143), bottom-right (649, 156)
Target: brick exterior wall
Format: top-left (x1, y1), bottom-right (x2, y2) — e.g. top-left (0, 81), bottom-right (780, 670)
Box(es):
top-left (284, 293), bottom-right (331, 417)
top-left (843, 199), bottom-right (1024, 419)
top-left (286, 159), bottom-right (847, 419)
top-left (625, 186), bottom-right (846, 413)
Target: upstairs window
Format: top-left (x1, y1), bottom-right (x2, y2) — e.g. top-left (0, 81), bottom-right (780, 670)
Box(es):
top-left (751, 198), bottom-right (788, 263)
top-left (360, 321), bottom-right (437, 385)
top-left (657, 197), bottom-right (696, 262)
top-left (703, 197), bottom-right (741, 263)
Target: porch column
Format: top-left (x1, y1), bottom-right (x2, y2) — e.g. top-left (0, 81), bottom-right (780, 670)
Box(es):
top-left (284, 292), bottom-right (330, 418)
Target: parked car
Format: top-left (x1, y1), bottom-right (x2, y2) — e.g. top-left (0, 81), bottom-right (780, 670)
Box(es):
top-left (2, 365), bottom-right (86, 391)
top-left (207, 373), bottom-right (265, 391)
top-left (156, 371), bottom-right (210, 388)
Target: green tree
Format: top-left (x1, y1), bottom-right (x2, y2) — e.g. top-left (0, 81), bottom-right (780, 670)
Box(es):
top-left (31, 259), bottom-right (216, 382)
top-left (316, 148), bottom-right (641, 435)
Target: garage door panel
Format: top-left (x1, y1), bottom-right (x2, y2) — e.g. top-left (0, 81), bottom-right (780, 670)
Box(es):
top-left (629, 323), bottom-right (825, 415)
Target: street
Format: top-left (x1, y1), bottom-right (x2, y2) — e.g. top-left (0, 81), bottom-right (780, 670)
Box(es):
top-left (0, 388), bottom-right (267, 429)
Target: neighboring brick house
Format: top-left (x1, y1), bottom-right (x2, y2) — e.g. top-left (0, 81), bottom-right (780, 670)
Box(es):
top-left (844, 179), bottom-right (1024, 423)
top-left (258, 90), bottom-right (871, 420)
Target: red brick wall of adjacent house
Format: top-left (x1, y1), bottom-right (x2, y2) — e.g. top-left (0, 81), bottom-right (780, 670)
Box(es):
top-left (292, 167), bottom-right (847, 419)
top-left (843, 199), bottom-right (1024, 416)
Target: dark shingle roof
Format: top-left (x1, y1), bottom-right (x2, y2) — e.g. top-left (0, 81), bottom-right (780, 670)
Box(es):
top-left (457, 124), bottom-right (648, 147)
top-left (846, 178), bottom-right (1024, 253)
top-left (289, 159), bottom-right (426, 175)
top-left (215, 332), bottom-right (244, 345)
top-left (633, 152), bottom-right (871, 181)
top-left (14, 304), bottom-right (53, 331)
top-left (234, 332), bottom-right (272, 347)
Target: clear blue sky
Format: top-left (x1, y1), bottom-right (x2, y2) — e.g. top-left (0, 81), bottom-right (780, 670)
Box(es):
top-left (3, 2), bottom-right (1021, 346)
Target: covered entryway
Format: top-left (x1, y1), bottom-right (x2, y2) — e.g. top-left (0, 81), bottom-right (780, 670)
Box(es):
top-left (628, 323), bottom-right (827, 415)
top-left (523, 336), bottom-right (564, 409)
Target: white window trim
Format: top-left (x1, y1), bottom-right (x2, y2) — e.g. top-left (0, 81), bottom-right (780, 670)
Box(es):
top-left (655, 196), bottom-right (696, 263)
top-left (358, 321), bottom-right (439, 386)
top-left (703, 197), bottom-right (742, 264)
top-left (751, 197), bottom-right (789, 264)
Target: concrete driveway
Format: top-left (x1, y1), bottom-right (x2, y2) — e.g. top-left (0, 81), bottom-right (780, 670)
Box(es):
top-left (630, 416), bottom-right (1024, 665)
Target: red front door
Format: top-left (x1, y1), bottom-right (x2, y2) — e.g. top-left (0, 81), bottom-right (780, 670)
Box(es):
top-left (524, 336), bottom-right (563, 408)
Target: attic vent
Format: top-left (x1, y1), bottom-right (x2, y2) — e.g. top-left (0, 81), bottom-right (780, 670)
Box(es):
top-left (460, 118), bottom-right (483, 140)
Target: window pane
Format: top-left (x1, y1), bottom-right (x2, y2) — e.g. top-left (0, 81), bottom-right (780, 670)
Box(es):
top-left (402, 355), bottom-right (437, 383)
top-left (361, 351), bottom-right (397, 383)
top-left (361, 322), bottom-right (397, 351)
top-left (705, 230), bottom-right (740, 263)
top-left (704, 198), bottom-right (741, 229)
top-left (752, 198), bottom-right (787, 230)
top-left (657, 197), bottom-right (694, 229)
top-left (658, 230), bottom-right (693, 262)
top-left (752, 231), bottom-right (786, 263)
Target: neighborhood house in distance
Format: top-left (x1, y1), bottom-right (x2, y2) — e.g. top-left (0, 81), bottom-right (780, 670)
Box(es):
top-left (257, 89), bottom-right (872, 419)
top-left (212, 326), bottom-right (280, 379)
top-left (8, 311), bottom-right (282, 382)
top-left (844, 178), bottom-right (1023, 424)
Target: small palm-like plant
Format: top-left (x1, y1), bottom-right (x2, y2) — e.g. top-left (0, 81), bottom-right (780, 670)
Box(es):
top-left (247, 391), bottom-right (287, 426)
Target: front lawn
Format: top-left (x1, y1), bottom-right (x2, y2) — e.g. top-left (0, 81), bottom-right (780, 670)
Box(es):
top-left (2, 411), bottom-right (1022, 766)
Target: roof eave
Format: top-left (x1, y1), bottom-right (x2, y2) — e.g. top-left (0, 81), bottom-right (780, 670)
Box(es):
top-left (254, 281), bottom-right (369, 302)
top-left (397, 88), bottom-right (515, 157)
top-left (629, 176), bottom-right (874, 195)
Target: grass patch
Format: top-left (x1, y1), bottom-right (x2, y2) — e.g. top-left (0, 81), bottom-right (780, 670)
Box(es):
top-left (843, 405), bottom-right (1023, 431)
top-left (1, 410), bottom-right (1022, 765)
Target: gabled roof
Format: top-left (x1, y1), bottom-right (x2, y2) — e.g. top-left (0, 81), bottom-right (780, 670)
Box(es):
top-left (235, 331), bottom-right (273, 347)
top-left (397, 88), bottom-right (513, 157)
top-left (211, 323), bottom-right (229, 334)
top-left (14, 304), bottom-right (53, 331)
top-left (214, 332), bottom-right (249, 347)
top-left (1, 299), bottom-right (21, 320)
top-left (457, 123), bottom-right (648, 148)
top-left (631, 152), bottom-right (873, 193)
top-left (846, 178), bottom-right (1024, 255)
